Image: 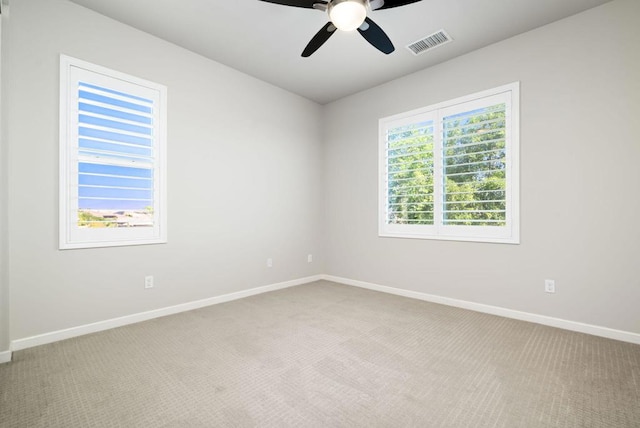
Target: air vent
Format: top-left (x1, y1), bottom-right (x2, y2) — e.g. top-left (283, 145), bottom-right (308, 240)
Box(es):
top-left (406, 30), bottom-right (452, 55)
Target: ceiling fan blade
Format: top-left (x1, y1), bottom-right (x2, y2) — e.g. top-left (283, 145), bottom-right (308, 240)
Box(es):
top-left (357, 17), bottom-right (394, 54)
top-left (258, 0), bottom-right (323, 9)
top-left (302, 22), bottom-right (337, 57)
top-left (375, 0), bottom-right (422, 10)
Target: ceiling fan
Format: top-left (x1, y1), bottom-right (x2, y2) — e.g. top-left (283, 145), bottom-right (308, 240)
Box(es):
top-left (259, 0), bottom-right (423, 57)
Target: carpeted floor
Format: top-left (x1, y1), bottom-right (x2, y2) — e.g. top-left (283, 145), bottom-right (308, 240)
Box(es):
top-left (1, 280), bottom-right (639, 427)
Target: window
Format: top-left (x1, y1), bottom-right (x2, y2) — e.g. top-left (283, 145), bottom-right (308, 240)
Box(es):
top-left (379, 82), bottom-right (519, 244)
top-left (59, 55), bottom-right (167, 249)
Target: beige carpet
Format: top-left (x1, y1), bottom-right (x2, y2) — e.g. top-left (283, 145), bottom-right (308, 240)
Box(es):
top-left (1, 280), bottom-right (639, 427)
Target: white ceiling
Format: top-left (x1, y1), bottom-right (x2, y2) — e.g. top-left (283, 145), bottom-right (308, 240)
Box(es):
top-left (68, 0), bottom-right (611, 104)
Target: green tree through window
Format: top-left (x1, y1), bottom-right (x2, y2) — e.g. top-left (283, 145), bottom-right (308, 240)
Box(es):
top-left (442, 104), bottom-right (506, 226)
top-left (379, 83), bottom-right (519, 243)
top-left (387, 120), bottom-right (435, 225)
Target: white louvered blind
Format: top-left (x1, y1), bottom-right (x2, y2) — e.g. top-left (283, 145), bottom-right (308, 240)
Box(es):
top-left (379, 83), bottom-right (519, 244)
top-left (385, 118), bottom-right (435, 225)
top-left (441, 102), bottom-right (507, 227)
top-left (77, 82), bottom-right (155, 227)
top-left (60, 56), bottom-right (167, 249)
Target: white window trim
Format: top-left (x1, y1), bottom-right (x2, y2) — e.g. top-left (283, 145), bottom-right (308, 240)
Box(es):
top-left (379, 82), bottom-right (520, 244)
top-left (59, 55), bottom-right (167, 249)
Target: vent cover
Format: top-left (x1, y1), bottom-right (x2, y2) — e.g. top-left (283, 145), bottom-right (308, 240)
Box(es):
top-left (406, 30), bottom-right (452, 55)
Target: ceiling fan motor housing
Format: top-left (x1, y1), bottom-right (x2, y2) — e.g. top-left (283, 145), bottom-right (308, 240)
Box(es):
top-left (328, 0), bottom-right (368, 31)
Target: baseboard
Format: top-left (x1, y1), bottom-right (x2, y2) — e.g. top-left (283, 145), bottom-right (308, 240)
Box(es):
top-left (0, 350), bottom-right (12, 364)
top-left (9, 273), bottom-right (640, 352)
top-left (322, 275), bottom-right (640, 345)
top-left (11, 275), bottom-right (323, 352)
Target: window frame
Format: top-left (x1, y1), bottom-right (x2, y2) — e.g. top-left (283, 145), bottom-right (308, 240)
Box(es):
top-left (59, 55), bottom-right (167, 250)
top-left (378, 82), bottom-right (520, 244)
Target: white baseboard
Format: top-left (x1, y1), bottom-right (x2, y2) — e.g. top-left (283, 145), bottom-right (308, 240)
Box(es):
top-left (321, 275), bottom-right (640, 345)
top-left (0, 350), bottom-right (12, 364)
top-left (9, 273), bottom-right (640, 353)
top-left (11, 275), bottom-right (323, 352)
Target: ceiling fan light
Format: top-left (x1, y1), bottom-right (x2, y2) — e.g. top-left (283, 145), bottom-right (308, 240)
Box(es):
top-left (329, 0), bottom-right (367, 32)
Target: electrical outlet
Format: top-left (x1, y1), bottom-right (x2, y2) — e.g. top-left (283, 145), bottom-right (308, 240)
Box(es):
top-left (544, 279), bottom-right (555, 293)
top-left (145, 276), bottom-right (154, 289)
top-left (267, 258), bottom-right (273, 268)
top-left (307, 254), bottom-right (313, 263)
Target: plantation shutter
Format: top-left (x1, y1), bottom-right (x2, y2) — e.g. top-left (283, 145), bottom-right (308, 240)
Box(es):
top-left (379, 83), bottom-right (518, 243)
top-left (60, 55), bottom-right (167, 249)
top-left (440, 98), bottom-right (508, 227)
top-left (385, 116), bottom-right (436, 225)
top-left (77, 82), bottom-right (155, 227)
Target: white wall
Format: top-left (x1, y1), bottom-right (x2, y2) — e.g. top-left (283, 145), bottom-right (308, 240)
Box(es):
top-left (323, 0), bottom-right (640, 335)
top-left (4, 0), bottom-right (323, 342)
top-left (0, 9), bottom-right (9, 356)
